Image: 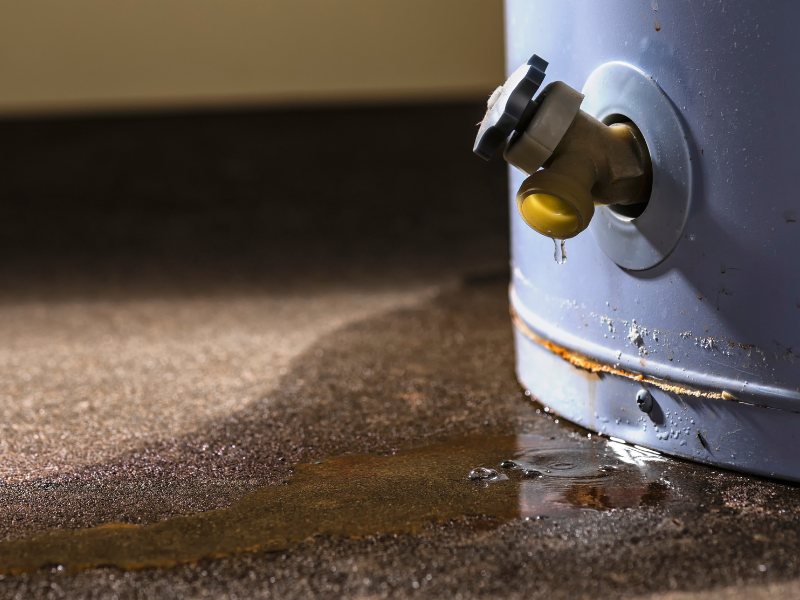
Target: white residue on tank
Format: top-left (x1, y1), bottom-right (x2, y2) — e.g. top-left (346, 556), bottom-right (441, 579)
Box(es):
top-left (599, 315), bottom-right (615, 333)
top-left (698, 337), bottom-right (716, 351)
top-left (627, 320), bottom-right (648, 355)
top-left (560, 299), bottom-right (581, 310)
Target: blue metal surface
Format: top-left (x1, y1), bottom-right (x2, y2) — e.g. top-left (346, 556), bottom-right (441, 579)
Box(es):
top-left (582, 62), bottom-right (692, 271)
top-left (507, 1), bottom-right (800, 478)
top-left (515, 330), bottom-right (800, 481)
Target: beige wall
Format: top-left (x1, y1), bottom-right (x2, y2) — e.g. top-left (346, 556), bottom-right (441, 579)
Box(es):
top-left (0, 0), bottom-right (504, 115)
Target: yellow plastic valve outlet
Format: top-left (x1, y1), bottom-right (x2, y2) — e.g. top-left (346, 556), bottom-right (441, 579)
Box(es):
top-left (518, 193), bottom-right (580, 238)
top-left (515, 169), bottom-right (595, 240)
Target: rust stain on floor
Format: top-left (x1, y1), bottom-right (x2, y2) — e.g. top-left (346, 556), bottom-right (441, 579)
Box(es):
top-left (0, 434), bottom-right (675, 574)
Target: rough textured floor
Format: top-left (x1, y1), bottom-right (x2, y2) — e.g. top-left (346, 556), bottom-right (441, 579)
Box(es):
top-left (0, 104), bottom-right (799, 599)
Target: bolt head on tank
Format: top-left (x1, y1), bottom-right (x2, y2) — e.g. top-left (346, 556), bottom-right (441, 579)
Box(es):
top-left (636, 389), bottom-right (654, 414)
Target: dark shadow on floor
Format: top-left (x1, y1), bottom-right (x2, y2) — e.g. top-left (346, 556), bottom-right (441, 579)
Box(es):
top-left (0, 279), bottom-right (528, 539)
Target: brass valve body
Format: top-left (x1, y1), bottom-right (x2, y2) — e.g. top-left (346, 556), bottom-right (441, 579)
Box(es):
top-left (513, 103), bottom-right (652, 239)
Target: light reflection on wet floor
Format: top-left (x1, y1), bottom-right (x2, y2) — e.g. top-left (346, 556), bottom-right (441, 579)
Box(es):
top-left (0, 432), bottom-right (697, 573)
top-left (502, 435), bottom-right (673, 517)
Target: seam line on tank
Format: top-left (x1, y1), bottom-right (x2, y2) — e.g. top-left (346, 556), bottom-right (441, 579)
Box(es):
top-left (510, 306), bottom-right (727, 400)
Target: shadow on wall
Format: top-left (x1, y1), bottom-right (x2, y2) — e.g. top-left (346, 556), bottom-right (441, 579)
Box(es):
top-left (0, 102), bottom-right (509, 298)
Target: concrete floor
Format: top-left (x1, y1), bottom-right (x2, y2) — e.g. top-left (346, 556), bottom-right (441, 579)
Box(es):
top-left (1, 104), bottom-right (799, 598)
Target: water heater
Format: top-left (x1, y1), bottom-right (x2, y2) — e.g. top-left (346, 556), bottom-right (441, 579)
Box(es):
top-left (476, 1), bottom-right (800, 480)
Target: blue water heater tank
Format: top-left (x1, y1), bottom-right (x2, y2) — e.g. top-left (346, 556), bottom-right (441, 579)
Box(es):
top-left (492, 1), bottom-right (800, 480)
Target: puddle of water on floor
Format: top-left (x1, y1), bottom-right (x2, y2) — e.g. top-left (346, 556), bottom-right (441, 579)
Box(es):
top-left (0, 434), bottom-right (679, 573)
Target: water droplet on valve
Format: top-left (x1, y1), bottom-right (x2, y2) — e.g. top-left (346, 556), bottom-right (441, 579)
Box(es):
top-left (553, 239), bottom-right (567, 264)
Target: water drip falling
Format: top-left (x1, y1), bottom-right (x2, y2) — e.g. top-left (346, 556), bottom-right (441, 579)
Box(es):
top-left (553, 239), bottom-right (567, 264)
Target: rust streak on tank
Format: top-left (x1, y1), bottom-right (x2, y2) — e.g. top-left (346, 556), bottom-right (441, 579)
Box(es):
top-left (510, 307), bottom-right (724, 399)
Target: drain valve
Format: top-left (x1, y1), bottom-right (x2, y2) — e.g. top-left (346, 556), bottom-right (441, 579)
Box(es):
top-left (474, 54), bottom-right (652, 240)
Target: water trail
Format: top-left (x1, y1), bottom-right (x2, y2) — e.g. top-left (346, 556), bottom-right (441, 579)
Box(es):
top-left (553, 238), bottom-right (567, 264)
top-left (0, 434), bottom-right (682, 573)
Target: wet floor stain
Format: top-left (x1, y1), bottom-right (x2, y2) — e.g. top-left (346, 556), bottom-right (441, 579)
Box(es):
top-left (0, 433), bottom-right (681, 573)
